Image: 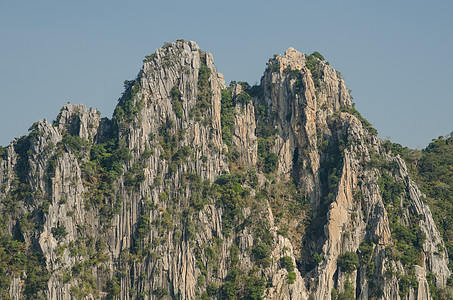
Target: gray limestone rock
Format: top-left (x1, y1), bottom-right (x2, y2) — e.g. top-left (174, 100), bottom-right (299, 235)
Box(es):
top-left (0, 41), bottom-right (449, 300)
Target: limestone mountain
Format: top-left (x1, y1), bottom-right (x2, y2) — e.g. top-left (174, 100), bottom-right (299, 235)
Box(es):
top-left (0, 40), bottom-right (450, 299)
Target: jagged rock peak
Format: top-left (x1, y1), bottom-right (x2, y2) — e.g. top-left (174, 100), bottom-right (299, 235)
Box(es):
top-left (276, 47), bottom-right (307, 71)
top-left (55, 104), bottom-right (101, 140)
top-left (1, 40), bottom-right (451, 300)
top-left (140, 39), bottom-right (224, 82)
top-left (262, 46), bottom-right (351, 113)
top-left (266, 47), bottom-right (318, 72)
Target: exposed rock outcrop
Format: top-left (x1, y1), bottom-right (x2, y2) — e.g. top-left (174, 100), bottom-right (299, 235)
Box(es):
top-left (0, 40), bottom-right (449, 300)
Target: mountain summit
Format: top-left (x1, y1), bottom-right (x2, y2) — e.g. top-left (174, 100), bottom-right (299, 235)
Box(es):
top-left (0, 40), bottom-right (449, 299)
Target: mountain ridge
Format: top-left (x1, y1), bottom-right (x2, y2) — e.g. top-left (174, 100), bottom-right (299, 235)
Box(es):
top-left (0, 40), bottom-right (450, 300)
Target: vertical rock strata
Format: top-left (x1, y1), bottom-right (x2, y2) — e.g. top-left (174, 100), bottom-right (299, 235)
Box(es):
top-left (0, 40), bottom-right (449, 299)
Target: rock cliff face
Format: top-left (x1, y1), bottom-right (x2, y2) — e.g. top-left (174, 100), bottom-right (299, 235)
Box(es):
top-left (0, 40), bottom-right (450, 300)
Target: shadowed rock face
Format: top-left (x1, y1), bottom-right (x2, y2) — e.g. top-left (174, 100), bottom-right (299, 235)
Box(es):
top-left (0, 40), bottom-right (449, 300)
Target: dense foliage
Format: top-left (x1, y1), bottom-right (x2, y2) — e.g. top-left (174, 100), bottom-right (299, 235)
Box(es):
top-left (305, 51), bottom-right (325, 87)
top-left (213, 173), bottom-right (248, 236)
top-left (257, 135), bottom-right (278, 174)
top-left (386, 135), bottom-right (453, 284)
top-left (219, 244), bottom-right (266, 300)
top-left (337, 252), bottom-right (360, 273)
top-left (191, 53), bottom-right (213, 122)
top-left (113, 79), bottom-right (144, 128)
top-left (170, 84), bottom-right (183, 118)
top-left (220, 87), bottom-right (235, 148)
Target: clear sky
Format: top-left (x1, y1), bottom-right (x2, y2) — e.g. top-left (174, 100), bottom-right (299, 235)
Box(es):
top-left (1, 0), bottom-right (452, 148)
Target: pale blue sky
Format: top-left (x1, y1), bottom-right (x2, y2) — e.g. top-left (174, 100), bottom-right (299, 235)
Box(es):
top-left (1, 0), bottom-right (452, 148)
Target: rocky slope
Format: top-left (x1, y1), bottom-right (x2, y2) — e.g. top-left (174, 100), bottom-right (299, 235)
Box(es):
top-left (0, 40), bottom-right (450, 299)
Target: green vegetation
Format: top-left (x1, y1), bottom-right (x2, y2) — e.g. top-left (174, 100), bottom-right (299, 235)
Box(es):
top-left (359, 240), bottom-right (375, 277)
top-left (0, 145), bottom-right (7, 160)
top-left (416, 136), bottom-right (453, 262)
top-left (280, 256), bottom-right (294, 272)
top-left (213, 173), bottom-right (248, 236)
top-left (426, 271), bottom-right (453, 300)
top-left (252, 242), bottom-right (271, 268)
top-left (253, 97), bottom-right (279, 174)
top-left (82, 133), bottom-right (131, 224)
top-left (170, 84), bottom-right (183, 118)
top-left (143, 53), bottom-right (157, 63)
top-left (236, 91), bottom-right (251, 104)
top-left (87, 137), bottom-right (130, 177)
top-left (158, 118), bottom-right (177, 160)
top-left (378, 169), bottom-right (425, 269)
top-left (14, 135), bottom-right (33, 183)
top-left (0, 129), bottom-right (51, 298)
top-left (257, 136), bottom-right (278, 173)
top-left (337, 252), bottom-right (359, 273)
top-left (136, 214), bottom-right (151, 240)
top-left (313, 253), bottom-right (323, 264)
top-left (0, 235), bottom-right (50, 299)
top-left (378, 171), bottom-right (404, 207)
top-left (45, 133), bottom-right (90, 181)
top-left (185, 173), bottom-right (211, 211)
top-left (197, 274), bottom-right (205, 286)
top-left (23, 251), bottom-right (51, 298)
top-left (287, 271), bottom-right (296, 284)
top-left (61, 133), bottom-right (90, 158)
top-left (220, 88), bottom-right (235, 147)
top-left (66, 236), bottom-right (109, 298)
top-left (51, 225), bottom-right (68, 241)
top-left (398, 275), bottom-right (418, 298)
top-left (280, 256), bottom-right (296, 284)
top-left (124, 148), bottom-right (154, 191)
top-left (157, 119), bottom-right (193, 174)
top-left (171, 146), bottom-right (193, 171)
top-left (267, 60), bottom-right (280, 73)
top-left (331, 278), bottom-right (355, 300)
top-left (106, 276), bottom-right (121, 299)
top-left (153, 287), bottom-right (169, 299)
top-left (385, 134), bottom-right (453, 287)
top-left (219, 244), bottom-right (266, 300)
top-left (191, 53), bottom-right (212, 122)
top-left (339, 104), bottom-right (378, 136)
top-left (282, 68), bottom-right (305, 94)
top-left (207, 282), bottom-right (218, 297)
top-left (3, 118), bottom-right (122, 297)
top-left (7, 43), bottom-right (453, 300)
top-left (220, 82), bottom-right (255, 150)
top-left (1, 66), bottom-right (148, 298)
top-left (113, 79), bottom-right (144, 128)
top-left (124, 161), bottom-right (146, 190)
top-left (244, 275), bottom-right (266, 299)
top-left (170, 169), bottom-right (277, 299)
top-left (0, 238), bottom-right (22, 295)
top-left (368, 149), bottom-right (428, 292)
top-left (310, 51), bottom-right (325, 61)
top-left (253, 175), bottom-right (309, 263)
top-left (185, 219), bottom-right (196, 241)
top-left (305, 51), bottom-right (325, 87)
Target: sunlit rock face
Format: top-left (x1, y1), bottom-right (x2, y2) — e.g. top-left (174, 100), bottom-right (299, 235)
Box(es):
top-left (0, 40), bottom-right (449, 300)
